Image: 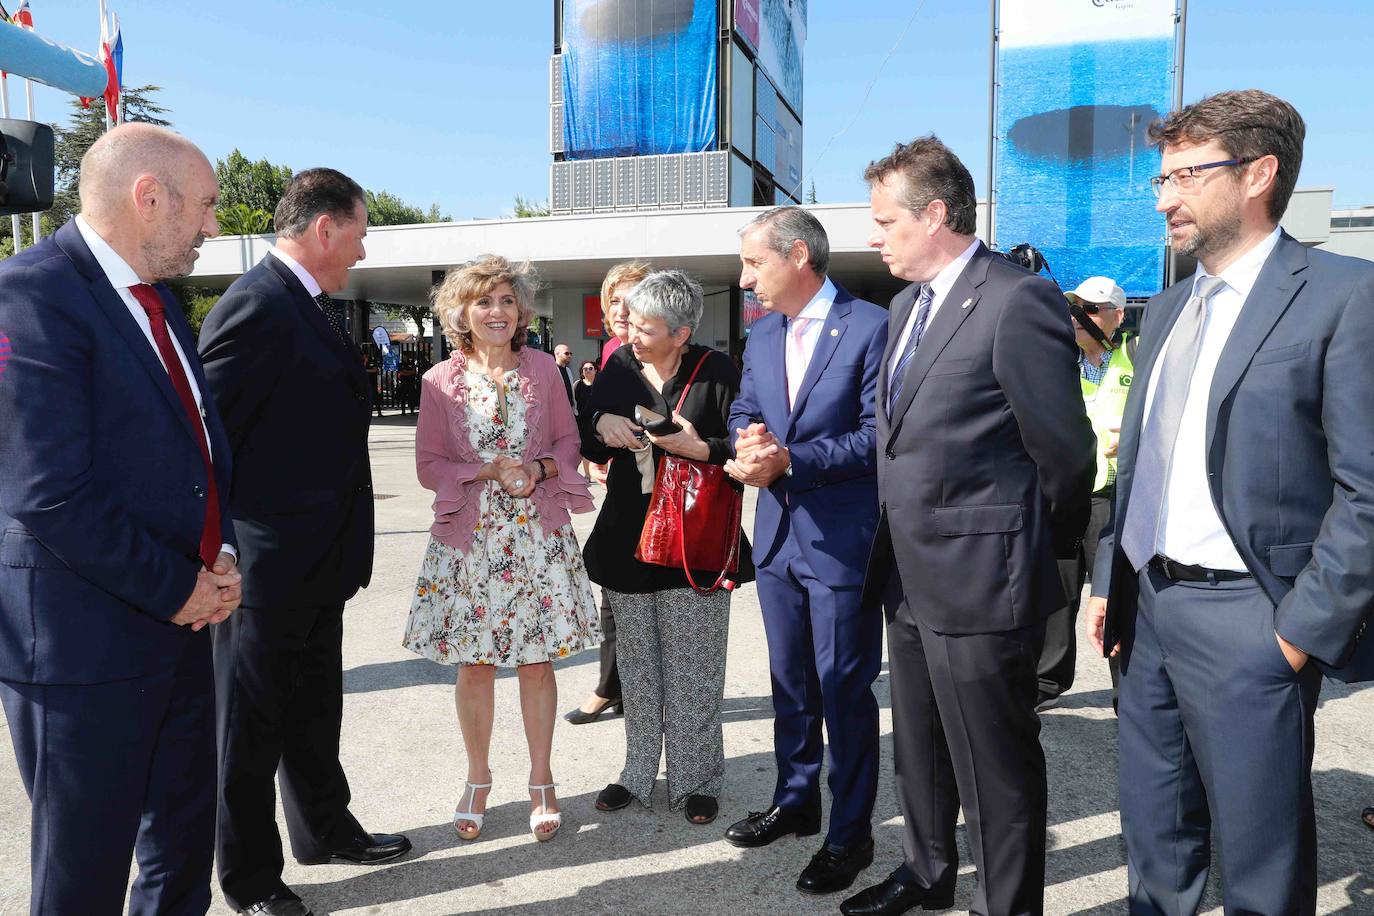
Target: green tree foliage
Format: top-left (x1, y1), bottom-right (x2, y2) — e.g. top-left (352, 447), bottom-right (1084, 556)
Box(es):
top-left (215, 150), bottom-right (292, 224)
top-left (805, 180), bottom-right (818, 205)
top-left (216, 203), bottom-right (272, 236)
top-left (366, 189), bottom-right (446, 227)
top-left (513, 195), bottom-right (550, 218)
top-left (178, 290), bottom-right (221, 336)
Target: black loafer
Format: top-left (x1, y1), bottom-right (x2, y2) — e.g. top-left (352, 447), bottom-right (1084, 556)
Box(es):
top-left (797, 837), bottom-right (874, 895)
top-left (297, 831), bottom-right (411, 865)
top-left (240, 893), bottom-right (313, 916)
top-left (596, 783), bottom-right (634, 811)
top-left (564, 697), bottom-right (623, 725)
top-left (840, 873), bottom-right (954, 915)
top-left (724, 804), bottom-right (821, 848)
top-left (684, 794), bottom-right (718, 825)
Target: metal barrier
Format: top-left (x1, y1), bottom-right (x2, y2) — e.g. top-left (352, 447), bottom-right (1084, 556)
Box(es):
top-left (362, 339), bottom-right (431, 416)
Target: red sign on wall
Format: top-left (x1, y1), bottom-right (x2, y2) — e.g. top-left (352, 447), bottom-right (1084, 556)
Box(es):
top-left (583, 294), bottom-right (604, 339)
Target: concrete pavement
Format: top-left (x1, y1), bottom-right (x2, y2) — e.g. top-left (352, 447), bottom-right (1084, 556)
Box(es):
top-left (1, 413), bottom-right (1371, 915)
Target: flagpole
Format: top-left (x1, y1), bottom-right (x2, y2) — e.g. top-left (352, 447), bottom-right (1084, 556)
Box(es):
top-left (17, 3), bottom-right (38, 243)
top-left (98, 0), bottom-right (109, 131)
top-left (1, 73), bottom-right (22, 252)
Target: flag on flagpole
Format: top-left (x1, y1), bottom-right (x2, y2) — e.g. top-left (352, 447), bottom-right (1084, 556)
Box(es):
top-left (11, 0), bottom-right (31, 27)
top-left (98, 6), bottom-right (119, 125)
top-left (112, 13), bottom-right (123, 122)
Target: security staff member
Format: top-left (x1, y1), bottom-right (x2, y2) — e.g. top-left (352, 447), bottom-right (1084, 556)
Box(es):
top-left (1036, 276), bottom-right (1133, 707)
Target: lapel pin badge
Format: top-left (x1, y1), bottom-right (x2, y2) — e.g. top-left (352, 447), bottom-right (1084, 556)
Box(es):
top-left (829, 328), bottom-right (839, 337)
top-left (961, 298), bottom-right (973, 310)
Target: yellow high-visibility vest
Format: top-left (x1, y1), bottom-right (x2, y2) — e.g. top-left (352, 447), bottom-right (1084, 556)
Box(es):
top-left (1081, 337), bottom-right (1134, 493)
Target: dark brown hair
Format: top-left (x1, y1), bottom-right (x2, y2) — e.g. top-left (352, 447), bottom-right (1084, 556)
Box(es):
top-left (1148, 89), bottom-right (1305, 222)
top-left (863, 135), bottom-right (977, 236)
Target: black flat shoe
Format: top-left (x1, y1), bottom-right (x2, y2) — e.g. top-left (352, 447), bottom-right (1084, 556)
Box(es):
top-left (296, 831), bottom-right (411, 866)
top-left (240, 893), bottom-right (314, 916)
top-left (724, 803), bottom-right (821, 848)
top-left (797, 837), bottom-right (874, 895)
top-left (840, 873), bottom-right (955, 915)
top-left (596, 783), bottom-right (634, 811)
top-left (684, 795), bottom-right (718, 825)
top-left (564, 697), bottom-right (623, 725)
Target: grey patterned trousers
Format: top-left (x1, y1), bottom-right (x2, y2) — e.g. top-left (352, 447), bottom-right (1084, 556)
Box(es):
top-left (604, 586), bottom-right (730, 809)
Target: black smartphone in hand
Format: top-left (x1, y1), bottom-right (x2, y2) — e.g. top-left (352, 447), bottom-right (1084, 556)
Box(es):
top-left (634, 405), bottom-right (682, 436)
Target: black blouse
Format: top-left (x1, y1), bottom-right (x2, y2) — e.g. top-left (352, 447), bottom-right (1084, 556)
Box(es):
top-left (580, 343), bottom-right (754, 593)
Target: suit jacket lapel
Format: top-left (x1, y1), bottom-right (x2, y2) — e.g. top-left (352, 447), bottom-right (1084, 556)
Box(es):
top-left (1205, 232), bottom-right (1307, 456)
top-left (887, 247), bottom-right (986, 428)
top-left (53, 222), bottom-right (201, 445)
top-left (262, 255), bottom-right (369, 394)
top-left (787, 289), bottom-right (851, 429)
top-left (754, 315), bottom-right (789, 432)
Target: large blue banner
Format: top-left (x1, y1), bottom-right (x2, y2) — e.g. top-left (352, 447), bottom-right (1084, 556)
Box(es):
top-left (562, 0), bottom-right (718, 160)
top-left (994, 0), bottom-right (1177, 298)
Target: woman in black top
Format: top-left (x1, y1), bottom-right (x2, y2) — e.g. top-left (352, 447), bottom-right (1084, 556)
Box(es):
top-left (581, 269), bottom-right (752, 826)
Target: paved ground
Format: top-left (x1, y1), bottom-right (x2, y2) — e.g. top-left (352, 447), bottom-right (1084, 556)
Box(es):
top-left (2, 413), bottom-right (1371, 915)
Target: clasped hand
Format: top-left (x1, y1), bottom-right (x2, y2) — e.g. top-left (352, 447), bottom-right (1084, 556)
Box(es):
top-left (489, 455), bottom-right (540, 498)
top-left (596, 411), bottom-right (710, 461)
top-left (171, 551), bottom-right (241, 631)
top-left (725, 422), bottom-right (789, 487)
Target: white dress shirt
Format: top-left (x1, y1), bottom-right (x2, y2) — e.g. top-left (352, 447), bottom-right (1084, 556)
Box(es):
top-left (785, 276), bottom-right (837, 404)
top-left (76, 215), bottom-right (234, 561)
top-left (267, 246), bottom-right (323, 296)
top-left (888, 238), bottom-right (980, 388)
top-left (1143, 226), bottom-right (1283, 570)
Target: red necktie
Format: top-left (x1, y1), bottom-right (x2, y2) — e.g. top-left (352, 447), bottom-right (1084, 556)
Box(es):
top-left (129, 283), bottom-right (222, 569)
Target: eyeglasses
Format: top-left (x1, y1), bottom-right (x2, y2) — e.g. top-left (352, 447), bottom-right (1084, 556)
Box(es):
top-left (581, 367), bottom-right (595, 373)
top-left (1149, 157), bottom-right (1255, 198)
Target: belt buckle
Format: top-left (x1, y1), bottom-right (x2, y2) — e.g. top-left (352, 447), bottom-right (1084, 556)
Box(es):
top-left (1158, 556), bottom-right (1176, 580)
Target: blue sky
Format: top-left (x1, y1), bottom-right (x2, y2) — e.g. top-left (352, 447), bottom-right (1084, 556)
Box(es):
top-left (16, 1), bottom-right (1374, 219)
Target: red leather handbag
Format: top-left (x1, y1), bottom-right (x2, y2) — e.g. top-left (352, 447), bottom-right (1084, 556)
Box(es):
top-left (634, 350), bottom-right (743, 594)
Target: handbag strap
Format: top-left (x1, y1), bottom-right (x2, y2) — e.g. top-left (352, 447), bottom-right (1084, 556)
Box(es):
top-left (672, 348), bottom-right (713, 415)
top-left (675, 476), bottom-right (738, 595)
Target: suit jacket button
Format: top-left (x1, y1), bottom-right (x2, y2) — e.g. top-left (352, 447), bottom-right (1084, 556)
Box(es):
top-left (193, 485), bottom-right (206, 497)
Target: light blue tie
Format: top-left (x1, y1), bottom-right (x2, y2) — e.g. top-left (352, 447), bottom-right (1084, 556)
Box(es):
top-left (886, 284), bottom-right (934, 416)
top-left (1120, 275), bottom-right (1227, 570)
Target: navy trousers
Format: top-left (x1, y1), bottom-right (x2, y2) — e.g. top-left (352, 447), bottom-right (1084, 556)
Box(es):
top-left (754, 529), bottom-right (882, 847)
top-left (0, 630), bottom-right (215, 916)
top-left (1119, 569), bottom-right (1321, 915)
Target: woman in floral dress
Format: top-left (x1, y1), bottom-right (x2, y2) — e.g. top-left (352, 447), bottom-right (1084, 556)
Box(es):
top-left (403, 254), bottom-right (599, 842)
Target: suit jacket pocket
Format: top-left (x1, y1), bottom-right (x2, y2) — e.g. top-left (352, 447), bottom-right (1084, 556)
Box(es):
top-left (1251, 341), bottom-right (1309, 366)
top-left (932, 503), bottom-right (1024, 536)
top-left (1266, 541), bottom-right (1313, 578)
top-left (926, 358), bottom-right (974, 377)
top-left (0, 530), bottom-right (68, 569)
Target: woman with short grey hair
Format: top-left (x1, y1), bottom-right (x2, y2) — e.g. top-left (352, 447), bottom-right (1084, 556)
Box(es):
top-left (579, 269), bottom-right (752, 826)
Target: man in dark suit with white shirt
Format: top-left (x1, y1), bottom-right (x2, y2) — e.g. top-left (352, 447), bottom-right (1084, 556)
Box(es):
top-left (843, 137), bottom-right (1094, 916)
top-left (0, 123), bottom-right (239, 915)
top-left (1086, 89), bottom-right (1374, 915)
top-left (199, 169), bottom-right (409, 916)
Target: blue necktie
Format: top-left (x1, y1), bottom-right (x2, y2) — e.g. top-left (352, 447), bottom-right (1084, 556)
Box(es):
top-left (886, 284), bottom-right (934, 415)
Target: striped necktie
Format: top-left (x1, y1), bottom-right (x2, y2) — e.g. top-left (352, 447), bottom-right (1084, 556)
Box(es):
top-left (886, 283), bottom-right (934, 415)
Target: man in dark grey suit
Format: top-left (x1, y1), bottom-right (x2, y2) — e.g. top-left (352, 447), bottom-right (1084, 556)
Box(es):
top-left (842, 137), bottom-right (1094, 916)
top-left (1086, 90), bottom-right (1374, 915)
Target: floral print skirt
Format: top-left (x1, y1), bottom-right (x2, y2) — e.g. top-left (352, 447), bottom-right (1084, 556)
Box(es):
top-left (403, 482), bottom-right (601, 667)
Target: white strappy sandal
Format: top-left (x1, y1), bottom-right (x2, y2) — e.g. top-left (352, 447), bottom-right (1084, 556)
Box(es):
top-left (453, 779), bottom-right (492, 841)
top-left (528, 783), bottom-right (561, 842)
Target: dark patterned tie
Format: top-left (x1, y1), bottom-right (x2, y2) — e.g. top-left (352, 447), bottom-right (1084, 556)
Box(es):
top-left (886, 283), bottom-right (934, 416)
top-left (314, 292), bottom-right (350, 344)
top-left (1119, 275), bottom-right (1227, 570)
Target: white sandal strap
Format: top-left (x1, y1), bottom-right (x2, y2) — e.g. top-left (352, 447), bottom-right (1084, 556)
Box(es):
top-left (528, 783), bottom-right (560, 828)
top-left (454, 780), bottom-right (493, 826)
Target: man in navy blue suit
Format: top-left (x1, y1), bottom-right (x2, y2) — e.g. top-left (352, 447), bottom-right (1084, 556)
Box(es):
top-left (0, 123), bottom-right (240, 915)
top-left (723, 207), bottom-right (889, 896)
top-left (1087, 90), bottom-right (1374, 915)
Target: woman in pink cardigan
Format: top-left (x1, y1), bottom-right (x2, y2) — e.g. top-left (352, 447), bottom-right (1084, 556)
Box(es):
top-left (402, 255), bottom-right (599, 844)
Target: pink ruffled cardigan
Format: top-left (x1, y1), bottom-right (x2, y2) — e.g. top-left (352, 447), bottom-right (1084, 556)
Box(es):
top-left (415, 347), bottom-right (594, 549)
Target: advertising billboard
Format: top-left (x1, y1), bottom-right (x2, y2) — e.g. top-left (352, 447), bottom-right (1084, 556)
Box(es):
top-left (993, 0), bottom-right (1178, 297)
top-left (737, 0), bottom-right (805, 116)
top-left (562, 0), bottom-right (718, 160)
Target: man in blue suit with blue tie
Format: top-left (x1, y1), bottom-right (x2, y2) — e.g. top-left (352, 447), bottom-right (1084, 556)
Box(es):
top-left (723, 207), bottom-right (888, 897)
top-left (0, 123), bottom-right (240, 915)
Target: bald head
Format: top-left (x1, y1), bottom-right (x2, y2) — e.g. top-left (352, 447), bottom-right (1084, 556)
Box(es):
top-left (76, 123), bottom-right (220, 282)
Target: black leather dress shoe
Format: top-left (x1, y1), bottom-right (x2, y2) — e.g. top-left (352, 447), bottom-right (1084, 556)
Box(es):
top-left (723, 804), bottom-right (821, 848)
top-left (296, 831), bottom-right (412, 865)
top-left (796, 836), bottom-right (874, 895)
top-left (240, 893), bottom-right (313, 916)
top-left (839, 873), bottom-right (954, 915)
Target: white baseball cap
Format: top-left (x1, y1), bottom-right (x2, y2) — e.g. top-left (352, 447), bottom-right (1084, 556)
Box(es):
top-left (1066, 277), bottom-right (1126, 310)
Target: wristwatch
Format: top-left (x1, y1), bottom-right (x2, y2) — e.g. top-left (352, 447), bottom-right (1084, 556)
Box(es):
top-left (783, 451), bottom-right (793, 477)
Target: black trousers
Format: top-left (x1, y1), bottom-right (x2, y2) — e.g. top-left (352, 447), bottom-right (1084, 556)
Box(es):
top-left (593, 589), bottom-right (621, 700)
top-left (1037, 493), bottom-right (1113, 700)
top-left (1119, 569), bottom-right (1321, 915)
top-left (0, 631), bottom-right (214, 916)
top-left (886, 576), bottom-right (1047, 916)
top-left (213, 603), bottom-right (362, 910)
